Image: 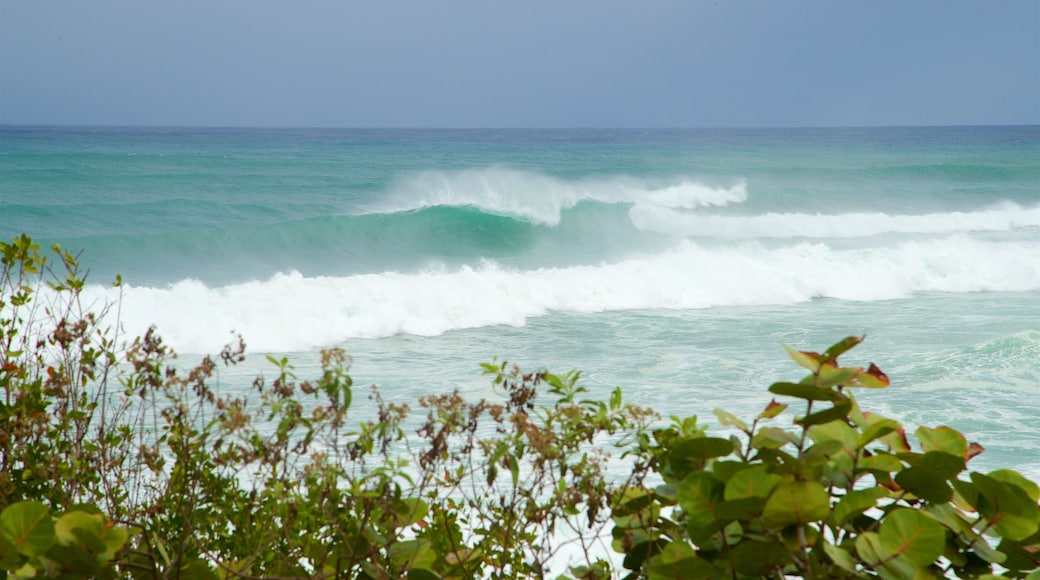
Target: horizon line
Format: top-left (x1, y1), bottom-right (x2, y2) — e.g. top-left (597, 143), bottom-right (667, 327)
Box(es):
top-left (2, 122), bottom-right (1038, 132)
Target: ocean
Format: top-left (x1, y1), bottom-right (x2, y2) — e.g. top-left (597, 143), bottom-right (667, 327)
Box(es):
top-left (1, 125), bottom-right (1038, 479)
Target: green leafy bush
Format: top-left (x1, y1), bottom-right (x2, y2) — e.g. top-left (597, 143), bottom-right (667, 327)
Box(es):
top-left (1, 234), bottom-right (1038, 579)
top-left (609, 336), bottom-right (1040, 579)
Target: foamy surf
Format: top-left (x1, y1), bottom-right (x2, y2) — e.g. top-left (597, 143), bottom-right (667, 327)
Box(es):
top-left (629, 201), bottom-right (1040, 239)
top-left (79, 235), bottom-right (1040, 354)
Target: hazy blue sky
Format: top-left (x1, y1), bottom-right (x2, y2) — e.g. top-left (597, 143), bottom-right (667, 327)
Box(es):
top-left (1, 1), bottom-right (1037, 128)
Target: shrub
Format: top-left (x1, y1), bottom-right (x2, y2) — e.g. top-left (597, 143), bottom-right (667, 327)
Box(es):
top-left (1, 234), bottom-right (1037, 579)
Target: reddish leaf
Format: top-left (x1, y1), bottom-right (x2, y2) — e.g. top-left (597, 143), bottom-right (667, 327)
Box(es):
top-left (883, 427), bottom-right (911, 453)
top-left (758, 399), bottom-right (788, 420)
top-left (866, 363), bottom-right (889, 383)
top-left (851, 363), bottom-right (890, 388)
top-left (966, 442), bottom-right (985, 461)
top-left (783, 344), bottom-right (823, 371)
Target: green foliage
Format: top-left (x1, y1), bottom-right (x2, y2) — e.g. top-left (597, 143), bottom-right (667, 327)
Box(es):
top-left (0, 501), bottom-right (128, 578)
top-left (1, 234), bottom-right (1038, 578)
top-left (609, 335), bottom-right (1040, 578)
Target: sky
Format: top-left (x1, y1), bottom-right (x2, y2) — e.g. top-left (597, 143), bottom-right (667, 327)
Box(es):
top-left (1, 0), bottom-right (1037, 128)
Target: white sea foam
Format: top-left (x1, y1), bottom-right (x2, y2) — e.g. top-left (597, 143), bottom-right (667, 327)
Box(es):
top-left (81, 235), bottom-right (1040, 354)
top-left (372, 167), bottom-right (747, 225)
top-left (629, 202), bottom-right (1040, 239)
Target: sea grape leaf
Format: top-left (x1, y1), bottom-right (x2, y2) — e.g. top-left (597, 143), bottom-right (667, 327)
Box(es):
top-left (752, 426), bottom-right (798, 450)
top-left (848, 395), bottom-right (868, 427)
top-left (715, 497), bottom-right (766, 521)
top-left (810, 419), bottom-right (859, 453)
top-left (711, 460), bottom-right (750, 483)
top-left (623, 539), bottom-right (668, 572)
top-left (677, 472), bottom-right (725, 531)
top-left (995, 537), bottom-right (1040, 573)
top-left (613, 487), bottom-right (655, 518)
top-left (724, 465), bottom-right (783, 500)
top-left (823, 542), bottom-right (857, 574)
top-left (44, 541), bottom-right (99, 577)
top-left (389, 540), bottom-right (436, 570)
top-left (814, 364), bottom-right (863, 389)
top-left (796, 400), bottom-right (852, 427)
top-left (713, 409), bottom-right (749, 432)
top-left (803, 439), bottom-right (846, 464)
top-left (769, 381), bottom-right (842, 402)
top-left (881, 426), bottom-right (912, 453)
top-left (848, 362), bottom-right (890, 388)
top-left (859, 418), bottom-right (902, 447)
top-left (857, 453), bottom-right (904, 475)
top-left (391, 498), bottom-right (429, 528)
top-left (758, 399), bottom-right (788, 420)
top-left (729, 539), bottom-right (789, 576)
top-left (987, 469), bottom-right (1040, 502)
top-left (782, 344), bottom-right (821, 371)
top-left (899, 451), bottom-right (966, 479)
top-left (180, 559), bottom-right (219, 580)
top-left (645, 541), bottom-right (714, 580)
top-left (0, 501), bottom-right (55, 558)
top-left (972, 472), bottom-right (1040, 540)
top-left (991, 513), bottom-right (1040, 543)
top-left (879, 508), bottom-right (945, 566)
top-left (668, 437), bottom-right (734, 477)
top-left (896, 469), bottom-right (953, 503)
top-left (761, 481), bottom-right (830, 529)
top-left (55, 511), bottom-right (105, 554)
top-left (820, 335), bottom-right (865, 364)
top-left (0, 531), bottom-right (21, 570)
top-left (916, 426), bottom-right (968, 458)
top-left (834, 487), bottom-right (889, 525)
top-left (966, 442), bottom-right (986, 461)
top-left (856, 531), bottom-right (885, 566)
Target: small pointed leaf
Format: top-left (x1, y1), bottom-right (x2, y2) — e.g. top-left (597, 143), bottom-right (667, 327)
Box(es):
top-left (713, 409), bottom-right (749, 433)
top-left (782, 344), bottom-right (821, 371)
top-left (758, 399), bottom-right (788, 420)
top-left (848, 363), bottom-right (890, 388)
top-left (820, 335), bottom-right (865, 364)
top-left (769, 381), bottom-right (842, 402)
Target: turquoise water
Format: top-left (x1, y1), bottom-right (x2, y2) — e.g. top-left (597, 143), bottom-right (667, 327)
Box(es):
top-left (1, 125), bottom-right (1038, 477)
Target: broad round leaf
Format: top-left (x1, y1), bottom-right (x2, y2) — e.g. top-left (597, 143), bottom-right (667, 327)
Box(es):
top-left (677, 472), bottom-right (724, 530)
top-left (879, 508), bottom-right (945, 566)
top-left (823, 542), bottom-right (857, 573)
top-left (646, 541), bottom-right (715, 579)
top-left (761, 481), bottom-right (830, 529)
top-left (55, 511), bottom-right (105, 553)
top-left (729, 539), bottom-right (789, 576)
top-left (724, 465), bottom-right (782, 501)
top-left (668, 437), bottom-right (734, 478)
top-left (988, 469), bottom-right (1040, 502)
top-left (916, 426), bottom-right (967, 458)
top-left (0, 501), bottom-right (55, 558)
top-left (834, 487), bottom-right (888, 525)
top-left (895, 468), bottom-right (954, 503)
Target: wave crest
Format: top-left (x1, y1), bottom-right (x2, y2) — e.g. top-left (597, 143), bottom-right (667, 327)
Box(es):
top-left (370, 167), bottom-right (747, 225)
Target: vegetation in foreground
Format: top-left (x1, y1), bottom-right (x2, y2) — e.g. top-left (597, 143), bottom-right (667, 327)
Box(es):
top-left (1, 233), bottom-right (1038, 579)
